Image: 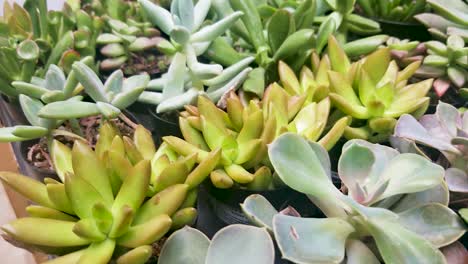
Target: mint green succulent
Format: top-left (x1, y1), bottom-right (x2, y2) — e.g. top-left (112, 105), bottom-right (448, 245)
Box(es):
top-left (158, 225), bottom-right (274, 264)
top-left (242, 133), bottom-right (466, 264)
top-left (137, 0), bottom-right (251, 113)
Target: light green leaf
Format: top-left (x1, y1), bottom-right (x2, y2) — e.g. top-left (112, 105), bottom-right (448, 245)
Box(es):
top-left (241, 194), bottom-right (277, 231)
top-left (158, 226), bottom-right (209, 264)
top-left (273, 214), bottom-right (354, 264)
top-left (206, 225), bottom-right (274, 264)
top-left (398, 203), bottom-right (466, 248)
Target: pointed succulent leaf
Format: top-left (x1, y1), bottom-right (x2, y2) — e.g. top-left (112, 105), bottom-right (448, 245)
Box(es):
top-left (50, 140), bottom-right (73, 182)
top-left (72, 62), bottom-right (107, 102)
top-left (77, 240), bottom-right (115, 264)
top-left (327, 35), bottom-right (350, 74)
top-left (139, 0), bottom-right (174, 35)
top-left (2, 218), bottom-right (90, 247)
top-left (38, 101), bottom-right (100, 120)
top-left (0, 172), bottom-right (54, 208)
top-left (117, 214), bottom-right (172, 248)
top-left (191, 11), bottom-right (243, 43)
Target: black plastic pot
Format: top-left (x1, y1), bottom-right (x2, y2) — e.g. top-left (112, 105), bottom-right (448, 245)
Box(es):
top-left (18, 139), bottom-right (58, 181)
top-left (0, 95), bottom-right (28, 126)
top-left (126, 102), bottom-right (158, 135)
top-left (147, 108), bottom-right (182, 144)
top-left (376, 19), bottom-right (431, 41)
top-left (196, 174), bottom-right (342, 238)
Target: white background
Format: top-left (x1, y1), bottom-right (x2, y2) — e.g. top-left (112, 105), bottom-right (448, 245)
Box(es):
top-left (0, 0), bottom-right (65, 15)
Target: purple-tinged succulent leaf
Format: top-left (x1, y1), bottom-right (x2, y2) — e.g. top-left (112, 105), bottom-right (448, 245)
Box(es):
top-left (440, 241), bottom-right (468, 264)
top-left (445, 168), bottom-right (468, 193)
top-left (398, 203), bottom-right (466, 247)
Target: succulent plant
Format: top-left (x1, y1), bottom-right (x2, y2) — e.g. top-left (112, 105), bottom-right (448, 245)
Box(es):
top-left (38, 61), bottom-right (149, 121)
top-left (319, 36), bottom-right (432, 142)
top-left (0, 59), bottom-right (98, 143)
top-left (96, 17), bottom-right (165, 73)
top-left (136, 0), bottom-right (252, 113)
top-left (0, 0), bottom-right (104, 99)
top-left (242, 133), bottom-right (466, 263)
top-left (157, 225), bottom-right (274, 264)
top-left (163, 82), bottom-right (347, 191)
top-left (393, 102), bottom-right (468, 206)
top-left (0, 124), bottom-right (207, 263)
top-left (415, 0), bottom-right (468, 41)
top-left (314, 0), bottom-right (381, 45)
top-left (209, 0), bottom-right (316, 85)
top-left (385, 37), bottom-right (427, 67)
top-left (415, 35), bottom-right (467, 98)
top-left (357, 0), bottom-right (429, 22)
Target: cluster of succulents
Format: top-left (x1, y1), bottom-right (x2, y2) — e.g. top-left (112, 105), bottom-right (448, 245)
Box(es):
top-left (242, 133), bottom-right (466, 263)
top-left (415, 0), bottom-right (468, 41)
top-left (0, 123), bottom-right (213, 263)
top-left (416, 35), bottom-right (468, 98)
top-left (0, 0), bottom-right (467, 263)
top-left (357, 0), bottom-right (429, 22)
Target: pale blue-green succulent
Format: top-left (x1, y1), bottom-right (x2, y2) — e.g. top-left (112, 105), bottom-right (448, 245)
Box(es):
top-left (242, 133), bottom-right (466, 264)
top-left (38, 61), bottom-right (149, 120)
top-left (157, 225), bottom-right (274, 264)
top-left (137, 0), bottom-right (251, 113)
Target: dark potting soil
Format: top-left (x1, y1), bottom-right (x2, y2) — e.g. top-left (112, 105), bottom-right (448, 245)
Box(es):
top-left (27, 115), bottom-right (135, 171)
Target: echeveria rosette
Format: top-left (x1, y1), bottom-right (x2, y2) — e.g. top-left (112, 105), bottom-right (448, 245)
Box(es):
top-left (324, 36), bottom-right (432, 143)
top-left (241, 133), bottom-right (466, 264)
top-left (415, 35), bottom-right (468, 98)
top-left (393, 102), bottom-right (468, 205)
top-left (415, 0), bottom-right (468, 41)
top-left (38, 61), bottom-right (149, 121)
top-left (157, 225), bottom-right (274, 264)
top-left (137, 0), bottom-right (251, 113)
top-left (0, 124), bottom-right (207, 263)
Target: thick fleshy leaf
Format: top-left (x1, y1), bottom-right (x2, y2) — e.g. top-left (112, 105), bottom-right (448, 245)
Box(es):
top-left (398, 203), bottom-right (466, 247)
top-left (391, 183), bottom-right (450, 213)
top-left (338, 142), bottom-right (375, 203)
top-left (269, 133), bottom-right (339, 198)
top-left (394, 114), bottom-right (460, 154)
top-left (190, 11), bottom-right (243, 43)
top-left (1, 218), bottom-right (89, 247)
top-left (445, 168), bottom-right (468, 193)
top-left (158, 226), bottom-right (210, 264)
top-left (138, 0), bottom-right (174, 35)
top-left (206, 225), bottom-right (274, 264)
top-left (72, 62), bottom-right (108, 102)
top-left (375, 153), bottom-right (445, 203)
top-left (273, 214), bottom-right (354, 264)
top-left (345, 239), bottom-right (380, 264)
top-left (241, 194), bottom-right (277, 231)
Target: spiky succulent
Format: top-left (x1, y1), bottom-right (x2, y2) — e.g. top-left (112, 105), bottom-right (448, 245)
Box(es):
top-left (415, 0), bottom-right (468, 41)
top-left (137, 0), bottom-right (250, 113)
top-left (242, 133), bottom-right (466, 264)
top-left (157, 225), bottom-right (274, 264)
top-left (318, 36), bottom-right (432, 142)
top-left (162, 82), bottom-right (347, 191)
top-left (0, 124), bottom-right (212, 263)
top-left (393, 102), bottom-right (468, 205)
top-left (415, 35), bottom-right (467, 98)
